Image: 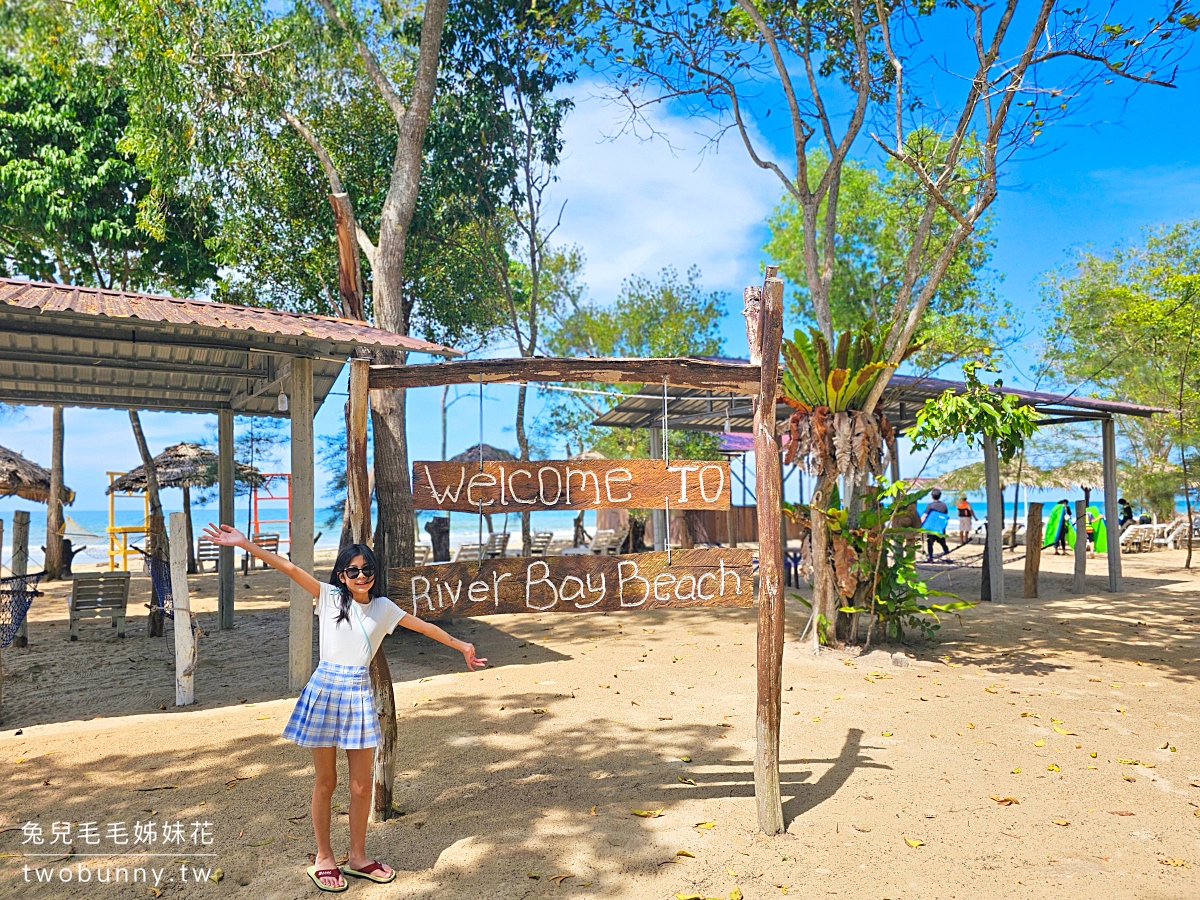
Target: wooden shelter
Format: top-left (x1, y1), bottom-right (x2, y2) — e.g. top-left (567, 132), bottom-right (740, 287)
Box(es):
top-left (593, 370), bottom-right (1165, 602)
top-left (0, 277), bottom-right (457, 691)
top-left (0, 444), bottom-right (74, 504)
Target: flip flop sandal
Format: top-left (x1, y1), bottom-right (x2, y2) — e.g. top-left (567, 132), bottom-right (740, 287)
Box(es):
top-left (342, 860), bottom-right (397, 884)
top-left (306, 865), bottom-right (348, 893)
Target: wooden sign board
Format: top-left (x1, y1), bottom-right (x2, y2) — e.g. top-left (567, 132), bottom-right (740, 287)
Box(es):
top-left (412, 459), bottom-right (730, 513)
top-left (389, 549), bottom-right (753, 620)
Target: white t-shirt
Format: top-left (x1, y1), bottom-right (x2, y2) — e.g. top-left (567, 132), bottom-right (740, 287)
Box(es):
top-left (316, 583), bottom-right (406, 667)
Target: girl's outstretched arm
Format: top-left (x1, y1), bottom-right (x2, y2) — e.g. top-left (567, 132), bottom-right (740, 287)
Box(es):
top-left (201, 523), bottom-right (322, 597)
top-left (398, 615), bottom-right (488, 670)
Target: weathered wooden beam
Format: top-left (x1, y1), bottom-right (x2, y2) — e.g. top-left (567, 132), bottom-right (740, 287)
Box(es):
top-left (12, 510), bottom-right (28, 647)
top-left (347, 359), bottom-right (372, 543)
top-left (752, 271), bottom-right (785, 836)
top-left (412, 459), bottom-right (731, 513)
top-left (169, 512), bottom-right (196, 706)
top-left (288, 356), bottom-right (315, 692)
top-left (1073, 499), bottom-right (1088, 594)
top-left (218, 409), bottom-right (235, 630)
top-left (368, 357), bottom-right (762, 395)
top-left (1024, 502), bottom-right (1043, 599)
top-left (389, 549), bottom-right (754, 619)
top-left (983, 435), bottom-right (1005, 604)
top-left (1102, 418), bottom-right (1122, 592)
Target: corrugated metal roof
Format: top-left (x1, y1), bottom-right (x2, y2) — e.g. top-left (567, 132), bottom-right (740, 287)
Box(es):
top-left (592, 368), bottom-right (1164, 435)
top-left (0, 278), bottom-right (459, 358)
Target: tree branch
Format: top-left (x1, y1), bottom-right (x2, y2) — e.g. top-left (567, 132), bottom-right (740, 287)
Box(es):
top-left (315, 0), bottom-right (408, 124)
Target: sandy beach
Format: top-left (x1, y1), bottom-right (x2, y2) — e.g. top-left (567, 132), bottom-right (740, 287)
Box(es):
top-left (2, 546), bottom-right (1199, 899)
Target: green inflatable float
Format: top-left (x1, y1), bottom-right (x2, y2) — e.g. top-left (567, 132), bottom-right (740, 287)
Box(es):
top-left (1041, 503), bottom-right (1106, 552)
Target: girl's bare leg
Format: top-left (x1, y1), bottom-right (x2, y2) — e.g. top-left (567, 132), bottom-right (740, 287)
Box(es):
top-left (310, 747), bottom-right (343, 888)
top-left (346, 748), bottom-right (393, 876)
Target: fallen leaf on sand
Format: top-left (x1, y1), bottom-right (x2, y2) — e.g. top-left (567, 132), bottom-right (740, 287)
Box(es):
top-left (882, 731), bottom-right (893, 737)
top-left (1020, 712), bottom-right (1037, 718)
top-left (726, 865), bottom-right (738, 876)
top-left (1124, 774), bottom-right (1137, 783)
top-left (1160, 858), bottom-right (1192, 868)
top-left (532, 708), bottom-right (548, 714)
top-left (984, 688), bottom-right (998, 694)
top-left (528, 872), bottom-right (540, 879)
top-left (990, 796), bottom-right (1020, 806)
top-left (1109, 811), bottom-right (1135, 816)
top-left (904, 837), bottom-right (925, 848)
top-left (1034, 740), bottom-right (1046, 748)
top-left (695, 821), bottom-right (716, 829)
top-left (731, 888), bottom-right (744, 900)
top-left (209, 870), bottom-right (223, 884)
top-left (1052, 819), bottom-right (1069, 827)
top-left (678, 776), bottom-right (697, 786)
top-left (549, 874), bottom-right (573, 884)
top-left (680, 756), bottom-right (692, 762)
top-left (632, 808), bottom-right (664, 818)
top-left (148, 889), bottom-right (162, 898)
top-left (852, 824), bottom-right (871, 833)
top-left (1047, 764), bottom-right (1061, 772)
top-left (246, 838), bottom-right (274, 847)
top-left (1053, 726), bottom-right (1076, 735)
top-left (675, 894), bottom-right (703, 900)
top-left (676, 850), bottom-right (695, 858)
top-left (589, 806), bottom-right (597, 816)
top-left (1011, 767), bottom-right (1022, 774)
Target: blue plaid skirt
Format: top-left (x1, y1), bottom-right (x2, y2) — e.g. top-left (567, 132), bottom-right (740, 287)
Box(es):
top-left (281, 661), bottom-right (381, 749)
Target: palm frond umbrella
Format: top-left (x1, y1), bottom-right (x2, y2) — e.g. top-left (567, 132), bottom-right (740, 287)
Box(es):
top-left (0, 444), bottom-right (74, 504)
top-left (448, 443), bottom-right (518, 464)
top-left (569, 449), bottom-right (607, 461)
top-left (1041, 459), bottom-right (1104, 491)
top-left (934, 460), bottom-right (1055, 492)
top-left (107, 443), bottom-right (262, 572)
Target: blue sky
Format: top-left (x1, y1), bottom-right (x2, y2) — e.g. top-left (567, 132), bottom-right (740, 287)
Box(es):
top-left (1, 21), bottom-right (1197, 518)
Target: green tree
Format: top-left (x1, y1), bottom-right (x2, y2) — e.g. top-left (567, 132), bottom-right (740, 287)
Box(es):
top-left (1043, 222), bottom-right (1200, 534)
top-left (0, 58), bottom-right (214, 292)
top-left (765, 147), bottom-right (1010, 367)
top-left (543, 264), bottom-right (727, 460)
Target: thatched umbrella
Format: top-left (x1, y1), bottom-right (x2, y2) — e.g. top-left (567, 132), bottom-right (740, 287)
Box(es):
top-left (934, 460), bottom-right (1055, 492)
top-left (448, 443), bottom-right (518, 463)
top-left (107, 443), bottom-right (261, 573)
top-left (0, 444), bottom-right (74, 504)
top-left (1042, 459), bottom-right (1104, 491)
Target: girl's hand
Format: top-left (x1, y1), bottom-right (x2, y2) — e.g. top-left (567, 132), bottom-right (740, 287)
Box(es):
top-left (202, 523), bottom-right (249, 549)
top-left (458, 642), bottom-right (488, 670)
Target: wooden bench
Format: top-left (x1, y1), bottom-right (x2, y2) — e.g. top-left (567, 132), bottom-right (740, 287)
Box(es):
top-left (69, 572), bottom-right (131, 640)
top-left (197, 538), bottom-right (220, 572)
top-left (245, 533), bottom-right (280, 570)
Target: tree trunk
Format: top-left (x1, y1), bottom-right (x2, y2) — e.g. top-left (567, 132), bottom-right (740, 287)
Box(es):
top-left (129, 410), bottom-right (167, 637)
top-left (516, 382), bottom-right (532, 555)
top-left (183, 485), bottom-right (197, 574)
top-left (43, 405), bottom-right (65, 581)
top-left (808, 472), bottom-right (837, 649)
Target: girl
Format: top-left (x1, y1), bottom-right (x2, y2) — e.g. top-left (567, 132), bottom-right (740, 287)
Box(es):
top-left (955, 495), bottom-right (976, 546)
top-left (201, 524), bottom-right (486, 893)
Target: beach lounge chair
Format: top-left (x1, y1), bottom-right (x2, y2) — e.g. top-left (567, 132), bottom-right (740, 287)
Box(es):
top-left (413, 544), bottom-right (431, 565)
top-left (1120, 524), bottom-right (1152, 553)
top-left (607, 526), bottom-right (630, 554)
top-left (485, 532), bottom-right (510, 558)
top-left (1153, 518), bottom-right (1189, 550)
top-left (68, 571), bottom-right (131, 640)
top-left (530, 532), bottom-right (554, 556)
top-left (245, 533), bottom-right (280, 570)
top-left (196, 538), bottom-right (220, 572)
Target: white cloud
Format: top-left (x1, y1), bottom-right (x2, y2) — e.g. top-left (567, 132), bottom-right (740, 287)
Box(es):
top-left (549, 86), bottom-right (785, 301)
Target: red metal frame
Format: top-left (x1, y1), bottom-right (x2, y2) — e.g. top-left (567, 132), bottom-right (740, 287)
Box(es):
top-left (251, 473), bottom-right (292, 551)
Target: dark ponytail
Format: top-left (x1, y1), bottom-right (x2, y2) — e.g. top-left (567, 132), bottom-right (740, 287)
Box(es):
top-left (329, 543), bottom-right (379, 624)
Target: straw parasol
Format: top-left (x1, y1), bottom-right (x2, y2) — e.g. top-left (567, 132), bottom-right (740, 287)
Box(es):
top-left (569, 449), bottom-right (607, 461)
top-left (448, 443), bottom-right (518, 464)
top-left (1041, 459), bottom-right (1104, 491)
top-left (107, 443), bottom-right (262, 573)
top-left (0, 444), bottom-right (74, 504)
top-left (933, 459), bottom-right (1056, 493)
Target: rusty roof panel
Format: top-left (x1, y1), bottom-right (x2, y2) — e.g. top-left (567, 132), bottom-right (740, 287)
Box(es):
top-left (0, 278), bottom-right (459, 357)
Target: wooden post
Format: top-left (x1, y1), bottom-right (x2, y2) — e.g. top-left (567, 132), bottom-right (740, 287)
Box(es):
top-left (1073, 499), bottom-right (1088, 594)
top-left (648, 427), bottom-right (666, 551)
top-left (1023, 502), bottom-right (1043, 599)
top-left (890, 403), bottom-right (903, 483)
top-left (169, 512), bottom-right (196, 706)
top-left (347, 358), bottom-right (373, 544)
top-left (0, 518), bottom-right (3, 715)
top-left (289, 356), bottom-right (315, 692)
top-left (44, 405), bottom-right (65, 580)
top-left (12, 510), bottom-right (28, 647)
top-left (1102, 418), bottom-right (1123, 592)
top-left (752, 269), bottom-right (785, 835)
top-left (982, 435), bottom-right (1005, 604)
top-left (218, 409), bottom-right (235, 630)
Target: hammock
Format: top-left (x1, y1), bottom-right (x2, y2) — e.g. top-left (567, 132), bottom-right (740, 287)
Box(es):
top-left (145, 555), bottom-right (175, 620)
top-left (0, 571), bottom-right (42, 648)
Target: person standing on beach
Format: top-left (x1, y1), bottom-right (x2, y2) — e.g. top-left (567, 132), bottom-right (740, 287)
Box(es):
top-left (922, 489), bottom-right (951, 561)
top-left (201, 524), bottom-right (486, 893)
top-left (955, 495), bottom-right (976, 546)
top-left (1052, 499), bottom-right (1073, 555)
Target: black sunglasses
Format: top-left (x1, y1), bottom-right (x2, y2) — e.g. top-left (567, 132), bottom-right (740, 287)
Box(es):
top-left (342, 565), bottom-right (376, 579)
